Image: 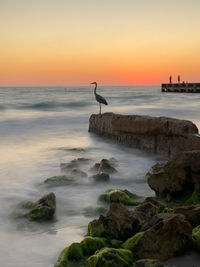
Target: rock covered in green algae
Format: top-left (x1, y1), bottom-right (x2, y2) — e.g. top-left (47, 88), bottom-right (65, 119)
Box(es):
top-left (54, 242), bottom-right (84, 267)
top-left (123, 213), bottom-right (192, 261)
top-left (44, 175), bottom-right (74, 186)
top-left (122, 232), bottom-right (144, 252)
top-left (99, 188), bottom-right (141, 206)
top-left (192, 225), bottom-right (200, 251)
top-left (26, 192), bottom-right (56, 221)
top-left (133, 197), bottom-right (167, 224)
top-left (88, 203), bottom-right (140, 241)
top-left (54, 237), bottom-right (108, 267)
top-left (85, 247), bottom-right (133, 267)
top-left (80, 237), bottom-right (108, 255)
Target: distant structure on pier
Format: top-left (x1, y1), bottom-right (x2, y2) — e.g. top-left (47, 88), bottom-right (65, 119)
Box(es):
top-left (162, 76), bottom-right (200, 93)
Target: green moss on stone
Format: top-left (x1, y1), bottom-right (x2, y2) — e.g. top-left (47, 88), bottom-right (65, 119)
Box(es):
top-left (192, 225), bottom-right (200, 251)
top-left (80, 237), bottom-right (107, 255)
top-left (99, 189), bottom-right (141, 206)
top-left (86, 247), bottom-right (133, 267)
top-left (88, 221), bottom-right (106, 237)
top-left (179, 191), bottom-right (200, 205)
top-left (54, 243), bottom-right (84, 267)
top-left (122, 232), bottom-right (144, 252)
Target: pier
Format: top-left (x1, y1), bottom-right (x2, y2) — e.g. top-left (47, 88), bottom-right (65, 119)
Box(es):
top-left (161, 82), bottom-right (200, 93)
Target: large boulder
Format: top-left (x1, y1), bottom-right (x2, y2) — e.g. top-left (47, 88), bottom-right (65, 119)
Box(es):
top-left (88, 203), bottom-right (141, 241)
top-left (26, 192), bottom-right (56, 221)
top-left (89, 113), bottom-right (200, 156)
top-left (99, 188), bottom-right (141, 206)
top-left (123, 213), bottom-right (192, 261)
top-left (147, 150), bottom-right (200, 200)
top-left (86, 248), bottom-right (133, 267)
top-left (174, 204), bottom-right (200, 227)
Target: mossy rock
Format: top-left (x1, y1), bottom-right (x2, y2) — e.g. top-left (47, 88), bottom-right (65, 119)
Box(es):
top-left (44, 175), bottom-right (74, 186)
top-left (192, 225), bottom-right (200, 251)
top-left (86, 247), bottom-right (134, 267)
top-left (99, 189), bottom-right (141, 206)
top-left (26, 192), bottom-right (56, 221)
top-left (83, 206), bottom-right (107, 218)
top-left (80, 237), bottom-right (108, 255)
top-left (99, 159), bottom-right (117, 174)
top-left (122, 232), bottom-right (144, 252)
top-left (179, 191), bottom-right (200, 206)
top-left (54, 242), bottom-right (85, 267)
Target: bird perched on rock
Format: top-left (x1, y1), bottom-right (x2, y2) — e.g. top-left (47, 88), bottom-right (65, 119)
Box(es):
top-left (91, 82), bottom-right (108, 115)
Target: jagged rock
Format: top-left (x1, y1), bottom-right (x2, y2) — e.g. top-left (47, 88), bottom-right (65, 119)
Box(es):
top-left (54, 237), bottom-right (108, 267)
top-left (99, 159), bottom-right (117, 174)
top-left (26, 192), bottom-right (56, 221)
top-left (88, 203), bottom-right (140, 241)
top-left (133, 197), bottom-right (167, 224)
top-left (91, 173), bottom-right (110, 182)
top-left (192, 225), bottom-right (200, 251)
top-left (174, 204), bottom-right (200, 227)
top-left (99, 188), bottom-right (141, 206)
top-left (86, 247), bottom-right (133, 267)
top-left (123, 213), bottom-right (192, 261)
top-left (147, 150), bottom-right (200, 200)
top-left (89, 113), bottom-right (200, 156)
top-left (89, 163), bottom-right (100, 173)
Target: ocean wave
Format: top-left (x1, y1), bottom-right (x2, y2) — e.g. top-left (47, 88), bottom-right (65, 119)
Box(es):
top-left (8, 101), bottom-right (93, 111)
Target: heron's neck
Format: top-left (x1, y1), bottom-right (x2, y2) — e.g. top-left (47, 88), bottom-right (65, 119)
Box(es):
top-left (94, 84), bottom-right (97, 95)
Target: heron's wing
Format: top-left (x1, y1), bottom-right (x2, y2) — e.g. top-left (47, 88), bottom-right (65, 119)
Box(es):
top-left (96, 94), bottom-right (108, 105)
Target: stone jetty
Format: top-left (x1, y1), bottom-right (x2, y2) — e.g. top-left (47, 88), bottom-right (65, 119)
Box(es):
top-left (161, 83), bottom-right (200, 93)
top-left (89, 113), bottom-right (200, 156)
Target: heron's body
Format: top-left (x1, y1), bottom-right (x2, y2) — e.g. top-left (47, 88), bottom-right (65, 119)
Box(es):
top-left (91, 82), bottom-right (108, 114)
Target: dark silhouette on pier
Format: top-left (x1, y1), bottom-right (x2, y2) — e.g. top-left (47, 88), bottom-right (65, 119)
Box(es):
top-left (91, 82), bottom-right (108, 114)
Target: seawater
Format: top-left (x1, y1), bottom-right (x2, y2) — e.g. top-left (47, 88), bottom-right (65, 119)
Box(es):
top-left (0, 86), bottom-right (199, 267)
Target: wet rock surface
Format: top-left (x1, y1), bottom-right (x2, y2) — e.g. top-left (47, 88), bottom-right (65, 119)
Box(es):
top-left (99, 188), bottom-right (141, 206)
top-left (25, 192), bottom-right (56, 221)
top-left (89, 113), bottom-right (200, 156)
top-left (147, 150), bottom-right (200, 200)
top-left (88, 203), bottom-right (141, 241)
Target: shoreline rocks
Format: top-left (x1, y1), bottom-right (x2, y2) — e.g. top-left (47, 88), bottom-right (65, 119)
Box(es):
top-left (147, 150), bottom-right (200, 201)
top-left (25, 192), bottom-right (56, 221)
top-left (89, 113), bottom-right (200, 156)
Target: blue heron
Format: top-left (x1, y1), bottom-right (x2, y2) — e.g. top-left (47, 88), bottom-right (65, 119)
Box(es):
top-left (91, 82), bottom-right (108, 115)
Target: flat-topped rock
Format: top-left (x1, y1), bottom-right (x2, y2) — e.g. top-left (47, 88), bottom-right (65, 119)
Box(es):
top-left (89, 113), bottom-right (200, 156)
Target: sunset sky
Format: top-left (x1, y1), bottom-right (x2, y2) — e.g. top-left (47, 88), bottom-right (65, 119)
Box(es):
top-left (0, 0), bottom-right (200, 86)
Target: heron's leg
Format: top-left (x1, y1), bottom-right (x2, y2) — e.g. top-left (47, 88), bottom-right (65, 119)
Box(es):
top-left (99, 103), bottom-right (101, 115)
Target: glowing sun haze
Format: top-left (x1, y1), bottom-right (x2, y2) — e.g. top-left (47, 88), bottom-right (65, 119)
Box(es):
top-left (0, 0), bottom-right (200, 86)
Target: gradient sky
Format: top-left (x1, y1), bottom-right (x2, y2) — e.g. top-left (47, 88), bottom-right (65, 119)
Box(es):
top-left (0, 0), bottom-right (200, 86)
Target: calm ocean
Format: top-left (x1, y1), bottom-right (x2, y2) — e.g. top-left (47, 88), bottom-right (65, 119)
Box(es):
top-left (0, 86), bottom-right (199, 267)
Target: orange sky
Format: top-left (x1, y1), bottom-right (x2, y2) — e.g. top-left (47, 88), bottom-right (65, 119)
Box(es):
top-left (0, 0), bottom-right (200, 86)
